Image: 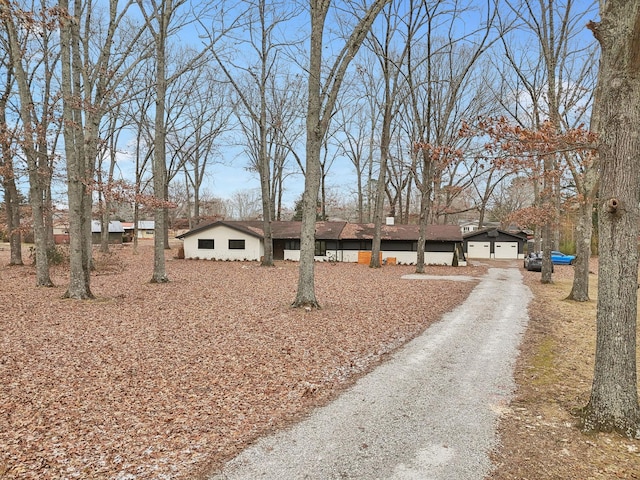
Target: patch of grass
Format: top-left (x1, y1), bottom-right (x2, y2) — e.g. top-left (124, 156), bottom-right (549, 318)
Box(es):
top-left (529, 335), bottom-right (557, 387)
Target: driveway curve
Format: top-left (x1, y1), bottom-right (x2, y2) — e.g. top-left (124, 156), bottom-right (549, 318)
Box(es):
top-left (209, 266), bottom-right (532, 480)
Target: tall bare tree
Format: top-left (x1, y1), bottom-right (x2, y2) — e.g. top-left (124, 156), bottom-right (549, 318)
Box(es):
top-left (1, 0), bottom-right (58, 286)
top-left (143, 0), bottom-right (174, 282)
top-left (96, 102), bottom-right (128, 254)
top-left (210, 0), bottom-right (303, 266)
top-left (293, 0), bottom-right (391, 308)
top-left (333, 90), bottom-right (377, 223)
top-left (121, 59), bottom-right (155, 254)
top-left (366, 1), bottom-right (407, 269)
top-left (138, 0), bottom-right (213, 280)
top-left (178, 73), bottom-right (229, 226)
top-left (501, 0), bottom-right (598, 289)
top-left (580, 0), bottom-right (640, 438)
top-left (60, 0), bottom-right (147, 298)
top-left (0, 44), bottom-right (23, 265)
top-left (408, 0), bottom-right (497, 273)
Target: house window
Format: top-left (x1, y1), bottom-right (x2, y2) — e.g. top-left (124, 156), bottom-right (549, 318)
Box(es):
top-left (315, 240), bottom-right (326, 256)
top-left (198, 239), bottom-right (214, 249)
top-left (285, 240), bottom-right (300, 250)
top-left (229, 239), bottom-right (245, 250)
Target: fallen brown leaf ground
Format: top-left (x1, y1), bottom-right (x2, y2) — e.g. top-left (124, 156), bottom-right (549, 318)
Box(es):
top-left (0, 243), bottom-right (484, 479)
top-left (489, 261), bottom-right (640, 479)
top-left (3, 245), bottom-right (639, 479)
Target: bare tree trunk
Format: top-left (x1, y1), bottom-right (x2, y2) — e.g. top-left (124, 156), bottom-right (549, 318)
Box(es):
top-left (581, 0), bottom-right (640, 437)
top-left (133, 203), bottom-right (140, 254)
top-left (415, 192), bottom-right (429, 273)
top-left (0, 75), bottom-right (23, 266)
top-left (415, 152), bottom-right (432, 274)
top-left (44, 176), bottom-right (55, 251)
top-left (150, 0), bottom-right (171, 283)
top-left (370, 153), bottom-right (386, 268)
top-left (2, 1), bottom-right (52, 285)
top-left (4, 176), bottom-right (23, 265)
top-left (369, 4), bottom-right (395, 269)
top-left (293, 0), bottom-right (391, 307)
top-left (260, 79), bottom-right (274, 265)
top-left (540, 156), bottom-right (554, 284)
top-left (567, 198), bottom-right (593, 301)
top-left (163, 183), bottom-right (171, 250)
top-left (294, 136), bottom-right (322, 307)
top-left (60, 0), bottom-right (94, 299)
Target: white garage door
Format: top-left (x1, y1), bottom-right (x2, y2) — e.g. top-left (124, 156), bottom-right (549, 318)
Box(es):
top-left (494, 241), bottom-right (518, 259)
top-left (467, 242), bottom-right (491, 258)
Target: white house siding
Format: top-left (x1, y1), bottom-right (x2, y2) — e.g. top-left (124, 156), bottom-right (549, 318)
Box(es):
top-left (385, 251), bottom-right (454, 265)
top-left (312, 250), bottom-right (453, 266)
top-left (424, 252), bottom-right (454, 265)
top-left (186, 241), bottom-right (454, 265)
top-left (385, 251), bottom-right (415, 265)
top-left (182, 225), bottom-right (263, 261)
top-left (341, 251), bottom-right (359, 263)
top-left (283, 250), bottom-right (333, 262)
top-left (283, 249), bottom-right (299, 261)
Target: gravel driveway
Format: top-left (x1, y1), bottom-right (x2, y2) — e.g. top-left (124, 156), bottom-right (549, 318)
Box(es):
top-left (208, 266), bottom-right (531, 480)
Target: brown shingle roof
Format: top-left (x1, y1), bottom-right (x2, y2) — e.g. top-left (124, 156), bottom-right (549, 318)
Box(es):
top-left (176, 220), bottom-right (348, 240)
top-left (176, 220), bottom-right (461, 242)
top-left (339, 223), bottom-right (462, 242)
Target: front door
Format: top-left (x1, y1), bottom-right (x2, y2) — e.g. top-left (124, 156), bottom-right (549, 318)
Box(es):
top-left (273, 240), bottom-right (285, 260)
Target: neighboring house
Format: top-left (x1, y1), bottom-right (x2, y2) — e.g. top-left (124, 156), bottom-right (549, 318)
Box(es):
top-left (122, 221), bottom-right (155, 241)
top-left (91, 220), bottom-right (125, 244)
top-left (463, 228), bottom-right (528, 259)
top-left (459, 221), bottom-right (479, 234)
top-left (53, 222), bottom-right (70, 245)
top-left (176, 220), bottom-right (465, 266)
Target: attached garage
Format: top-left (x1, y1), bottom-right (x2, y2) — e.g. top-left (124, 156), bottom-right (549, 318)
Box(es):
top-left (467, 241), bottom-right (491, 259)
top-left (463, 228), bottom-right (527, 260)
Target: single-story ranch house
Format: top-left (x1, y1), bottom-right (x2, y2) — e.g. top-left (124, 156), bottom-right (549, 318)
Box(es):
top-left (176, 220), bottom-right (466, 266)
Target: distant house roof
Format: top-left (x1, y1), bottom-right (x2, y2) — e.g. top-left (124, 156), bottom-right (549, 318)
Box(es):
top-left (91, 220), bottom-right (124, 233)
top-left (122, 221), bottom-right (155, 230)
top-left (176, 220), bottom-right (462, 242)
top-left (138, 221), bottom-right (155, 230)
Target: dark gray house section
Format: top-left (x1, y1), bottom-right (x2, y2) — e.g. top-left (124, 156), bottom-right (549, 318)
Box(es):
top-left (463, 228), bottom-right (527, 259)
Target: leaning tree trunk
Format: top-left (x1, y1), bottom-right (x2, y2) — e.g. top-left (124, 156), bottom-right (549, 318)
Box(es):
top-left (581, 0), bottom-right (640, 437)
